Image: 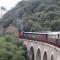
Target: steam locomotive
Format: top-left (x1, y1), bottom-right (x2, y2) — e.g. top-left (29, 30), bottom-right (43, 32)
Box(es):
top-left (19, 31), bottom-right (60, 47)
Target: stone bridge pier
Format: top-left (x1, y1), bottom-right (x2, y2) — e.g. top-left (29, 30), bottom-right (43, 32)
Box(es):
top-left (22, 39), bottom-right (60, 60)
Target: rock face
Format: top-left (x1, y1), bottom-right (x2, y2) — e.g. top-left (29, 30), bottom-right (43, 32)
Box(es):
top-left (5, 25), bottom-right (18, 37)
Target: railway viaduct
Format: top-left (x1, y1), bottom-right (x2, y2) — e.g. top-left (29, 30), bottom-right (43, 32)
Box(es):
top-left (21, 39), bottom-right (60, 60)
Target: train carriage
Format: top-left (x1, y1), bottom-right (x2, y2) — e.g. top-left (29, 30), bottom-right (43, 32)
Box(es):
top-left (56, 32), bottom-right (60, 47)
top-left (19, 31), bottom-right (24, 38)
top-left (24, 32), bottom-right (28, 39)
top-left (36, 33), bottom-right (48, 42)
top-left (32, 33), bottom-right (37, 40)
top-left (48, 32), bottom-right (60, 46)
top-left (24, 32), bottom-right (32, 40)
top-left (19, 31), bottom-right (60, 48)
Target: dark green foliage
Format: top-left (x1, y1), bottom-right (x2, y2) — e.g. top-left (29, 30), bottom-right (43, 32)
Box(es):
top-left (0, 35), bottom-right (27, 60)
top-left (2, 0), bottom-right (60, 32)
top-left (22, 20), bottom-right (33, 31)
top-left (51, 20), bottom-right (60, 31)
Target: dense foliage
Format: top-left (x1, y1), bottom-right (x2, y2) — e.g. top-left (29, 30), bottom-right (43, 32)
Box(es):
top-left (2, 0), bottom-right (60, 32)
top-left (0, 35), bottom-right (27, 60)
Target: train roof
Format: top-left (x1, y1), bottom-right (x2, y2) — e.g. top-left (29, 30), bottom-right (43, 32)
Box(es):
top-left (48, 32), bottom-right (60, 35)
top-left (24, 31), bottom-right (60, 35)
top-left (24, 32), bottom-right (48, 34)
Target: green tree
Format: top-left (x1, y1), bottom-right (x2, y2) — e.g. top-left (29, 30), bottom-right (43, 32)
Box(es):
top-left (51, 20), bottom-right (60, 31)
top-left (0, 35), bottom-right (27, 60)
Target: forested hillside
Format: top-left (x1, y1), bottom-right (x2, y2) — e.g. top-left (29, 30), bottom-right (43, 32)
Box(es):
top-left (2, 0), bottom-right (60, 32)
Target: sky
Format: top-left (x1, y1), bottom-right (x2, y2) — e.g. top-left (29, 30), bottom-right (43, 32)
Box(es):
top-left (0, 0), bottom-right (22, 10)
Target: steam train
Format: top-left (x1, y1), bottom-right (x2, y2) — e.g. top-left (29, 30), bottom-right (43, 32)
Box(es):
top-left (19, 31), bottom-right (60, 47)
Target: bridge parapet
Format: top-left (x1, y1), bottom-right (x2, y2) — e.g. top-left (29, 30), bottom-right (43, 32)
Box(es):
top-left (20, 39), bottom-right (60, 60)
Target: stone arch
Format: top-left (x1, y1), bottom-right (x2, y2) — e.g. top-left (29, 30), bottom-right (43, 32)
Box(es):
top-left (43, 51), bottom-right (47, 60)
top-left (36, 48), bottom-right (41, 60)
top-left (50, 55), bottom-right (54, 60)
top-left (29, 46), bottom-right (34, 60)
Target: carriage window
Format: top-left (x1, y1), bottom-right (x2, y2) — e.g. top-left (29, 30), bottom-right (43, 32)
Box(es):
top-left (52, 35), bottom-right (56, 39)
top-left (52, 34), bottom-right (58, 39)
top-left (52, 35), bottom-right (54, 39)
top-left (48, 35), bottom-right (53, 39)
top-left (24, 33), bottom-right (28, 38)
top-left (55, 35), bottom-right (58, 39)
top-left (32, 34), bottom-right (37, 39)
top-left (48, 34), bottom-right (57, 39)
top-left (58, 34), bottom-right (60, 39)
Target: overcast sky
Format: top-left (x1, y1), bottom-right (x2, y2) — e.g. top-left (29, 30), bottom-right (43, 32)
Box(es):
top-left (0, 0), bottom-right (22, 10)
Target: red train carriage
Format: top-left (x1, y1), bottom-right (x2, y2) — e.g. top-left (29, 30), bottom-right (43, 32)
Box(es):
top-left (19, 31), bottom-right (60, 48)
top-left (36, 33), bottom-right (48, 42)
top-left (20, 32), bottom-right (48, 43)
top-left (19, 31), bottom-right (24, 38)
top-left (24, 32), bottom-right (32, 40)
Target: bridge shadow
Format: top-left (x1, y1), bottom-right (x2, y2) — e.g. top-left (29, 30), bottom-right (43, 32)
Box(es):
top-left (36, 48), bottom-right (41, 60)
top-left (50, 55), bottom-right (54, 60)
top-left (29, 46), bottom-right (34, 60)
top-left (43, 51), bottom-right (47, 60)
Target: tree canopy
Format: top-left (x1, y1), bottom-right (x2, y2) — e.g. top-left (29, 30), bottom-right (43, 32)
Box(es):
top-left (0, 35), bottom-right (27, 60)
top-left (1, 0), bottom-right (60, 32)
